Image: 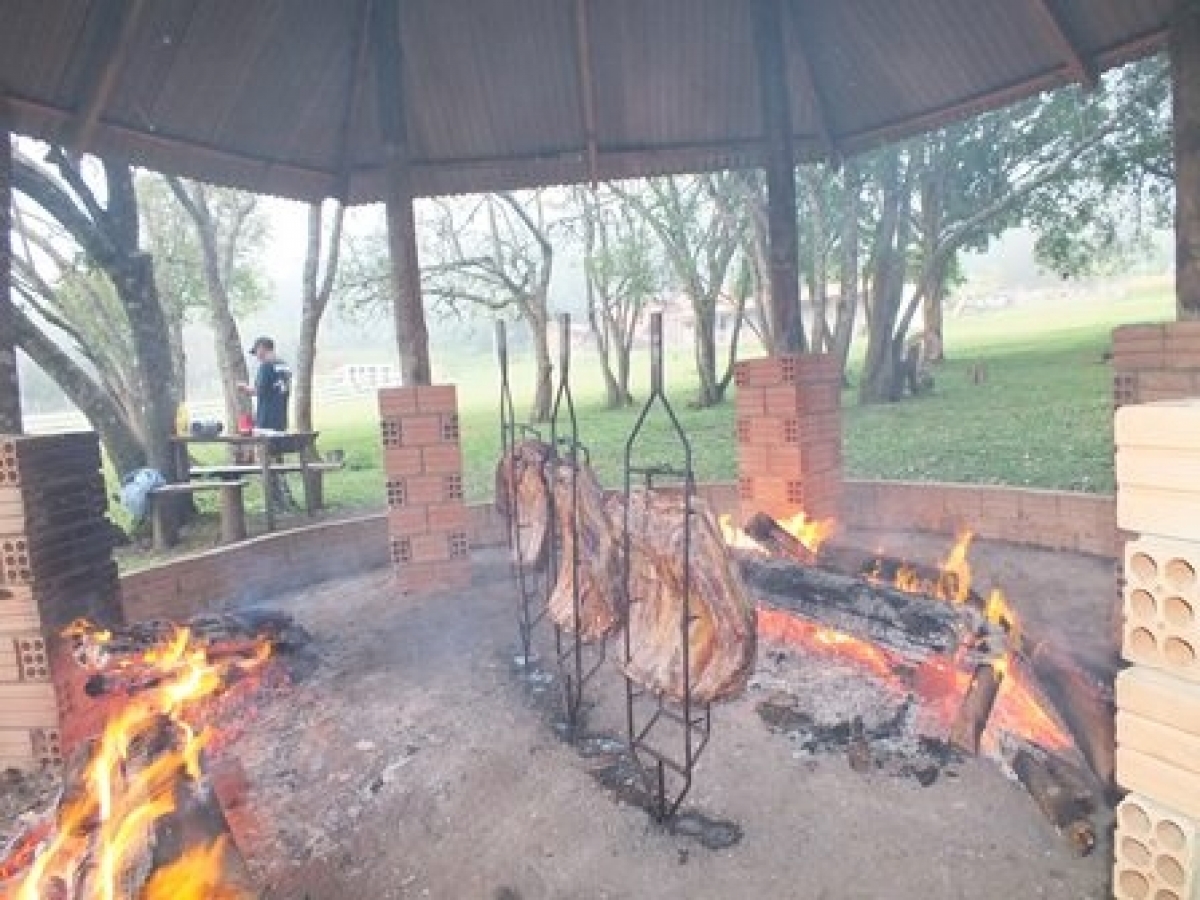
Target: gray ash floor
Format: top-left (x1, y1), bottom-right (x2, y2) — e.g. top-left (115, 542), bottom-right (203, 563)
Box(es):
top-left (227, 533), bottom-right (1116, 900)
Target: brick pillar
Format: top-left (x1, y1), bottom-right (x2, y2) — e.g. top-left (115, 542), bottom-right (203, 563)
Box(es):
top-left (378, 386), bottom-right (471, 593)
top-left (733, 354), bottom-right (842, 525)
top-left (1113, 322), bottom-right (1200, 408)
top-left (1113, 399), bottom-right (1200, 893)
top-left (0, 432), bottom-right (121, 769)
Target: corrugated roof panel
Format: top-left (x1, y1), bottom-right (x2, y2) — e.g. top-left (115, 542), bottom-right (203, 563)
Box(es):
top-left (592, 0), bottom-right (761, 151)
top-left (402, 0), bottom-right (583, 163)
top-left (1063, 0), bottom-right (1173, 56)
top-left (0, 1), bottom-right (90, 108)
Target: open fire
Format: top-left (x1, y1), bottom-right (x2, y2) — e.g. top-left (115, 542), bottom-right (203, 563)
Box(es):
top-left (0, 614), bottom-right (290, 899)
top-left (732, 512), bottom-right (1104, 855)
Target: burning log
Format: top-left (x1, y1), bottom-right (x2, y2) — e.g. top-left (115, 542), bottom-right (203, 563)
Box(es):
top-left (623, 491), bottom-right (757, 704)
top-left (738, 556), bottom-right (971, 662)
top-left (3, 620), bottom-right (270, 898)
top-left (742, 513), bottom-right (820, 564)
top-left (494, 439), bottom-right (552, 570)
top-left (949, 663), bottom-right (1003, 754)
top-left (1024, 639), bottom-right (1116, 793)
top-left (1000, 734), bottom-right (1098, 857)
top-left (546, 461), bottom-right (625, 642)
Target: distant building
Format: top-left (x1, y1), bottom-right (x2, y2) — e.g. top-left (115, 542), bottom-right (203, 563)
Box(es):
top-left (334, 363), bottom-right (398, 390)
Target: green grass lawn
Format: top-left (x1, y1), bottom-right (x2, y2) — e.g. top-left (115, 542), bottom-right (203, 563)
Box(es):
top-left (306, 279), bottom-right (1174, 505)
top-left (118, 280), bottom-right (1174, 566)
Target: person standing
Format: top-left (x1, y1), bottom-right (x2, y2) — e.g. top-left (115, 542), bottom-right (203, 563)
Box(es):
top-left (240, 336), bottom-right (292, 431)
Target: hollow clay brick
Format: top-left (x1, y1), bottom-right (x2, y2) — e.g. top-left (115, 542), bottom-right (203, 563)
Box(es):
top-left (415, 385), bottom-right (457, 414)
top-left (1119, 744), bottom-right (1200, 822)
top-left (1116, 666), bottom-right (1200, 736)
top-left (1114, 792), bottom-right (1200, 900)
top-left (1119, 486), bottom-right (1200, 547)
top-left (1116, 400), bottom-right (1200, 451)
top-left (1118, 710), bottom-right (1200, 777)
top-left (377, 387), bottom-right (418, 417)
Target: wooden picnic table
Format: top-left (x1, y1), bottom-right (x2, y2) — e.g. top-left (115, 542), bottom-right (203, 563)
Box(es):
top-left (170, 431), bottom-right (323, 533)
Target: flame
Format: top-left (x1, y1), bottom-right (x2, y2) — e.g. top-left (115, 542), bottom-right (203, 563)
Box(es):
top-left (940, 530), bottom-right (974, 604)
top-left (143, 836), bottom-right (245, 900)
top-left (985, 587), bottom-right (1023, 651)
top-left (13, 623), bottom-right (272, 897)
top-left (719, 511), bottom-right (836, 557)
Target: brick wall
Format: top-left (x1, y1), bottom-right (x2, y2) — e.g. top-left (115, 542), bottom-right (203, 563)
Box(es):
top-left (734, 355), bottom-right (842, 524)
top-left (1113, 322), bottom-right (1200, 406)
top-left (841, 480), bottom-right (1117, 558)
top-left (379, 386), bottom-right (471, 592)
top-left (119, 503), bottom-right (510, 624)
top-left (0, 433), bottom-right (121, 769)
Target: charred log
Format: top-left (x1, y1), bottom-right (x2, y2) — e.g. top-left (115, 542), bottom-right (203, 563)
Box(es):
top-left (738, 555), bottom-right (970, 661)
top-left (1025, 639), bottom-right (1116, 793)
top-left (1001, 735), bottom-right (1098, 857)
top-left (546, 461), bottom-right (624, 641)
top-left (623, 492), bottom-right (757, 704)
top-left (742, 512), bottom-right (819, 564)
top-left (949, 663), bottom-right (1002, 754)
top-left (494, 439), bottom-right (552, 570)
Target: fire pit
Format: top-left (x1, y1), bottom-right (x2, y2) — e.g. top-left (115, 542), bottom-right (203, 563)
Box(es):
top-left (732, 513), bottom-right (1111, 855)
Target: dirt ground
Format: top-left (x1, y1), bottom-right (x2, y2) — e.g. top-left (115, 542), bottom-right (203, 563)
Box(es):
top-left (229, 532), bottom-right (1117, 900)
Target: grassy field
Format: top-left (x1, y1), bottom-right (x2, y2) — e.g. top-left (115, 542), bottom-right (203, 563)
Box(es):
top-left (136, 279), bottom-right (1173, 559)
top-left (302, 279), bottom-right (1174, 507)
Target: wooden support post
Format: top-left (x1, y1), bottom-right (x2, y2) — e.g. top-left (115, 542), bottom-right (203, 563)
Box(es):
top-left (0, 128), bottom-right (22, 434)
top-left (1173, 0), bottom-right (1200, 320)
top-left (374, 0), bottom-right (432, 385)
top-left (754, 0), bottom-right (802, 353)
top-left (219, 482), bottom-right (247, 543)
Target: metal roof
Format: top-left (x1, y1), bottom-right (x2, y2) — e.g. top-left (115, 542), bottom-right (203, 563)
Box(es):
top-left (0, 0), bottom-right (1173, 202)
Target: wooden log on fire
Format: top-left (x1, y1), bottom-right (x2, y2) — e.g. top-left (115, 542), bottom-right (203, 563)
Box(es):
top-left (1000, 734), bottom-right (1098, 857)
top-left (949, 663), bottom-right (1003, 754)
top-left (1024, 639), bottom-right (1116, 794)
top-left (742, 512), bottom-right (819, 564)
top-left (738, 555), bottom-right (971, 662)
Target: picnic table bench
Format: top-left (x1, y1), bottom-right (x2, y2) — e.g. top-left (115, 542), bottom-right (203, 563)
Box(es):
top-left (149, 480), bottom-right (248, 547)
top-left (165, 431), bottom-right (345, 545)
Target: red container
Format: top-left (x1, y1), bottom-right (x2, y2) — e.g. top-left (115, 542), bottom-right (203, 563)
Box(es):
top-left (237, 413), bottom-right (253, 435)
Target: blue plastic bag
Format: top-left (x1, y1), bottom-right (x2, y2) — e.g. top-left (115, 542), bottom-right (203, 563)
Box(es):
top-left (118, 467), bottom-right (166, 523)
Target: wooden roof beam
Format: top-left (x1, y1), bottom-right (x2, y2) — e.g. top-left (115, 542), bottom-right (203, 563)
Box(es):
top-left (1028, 0), bottom-right (1098, 89)
top-left (787, 0), bottom-right (838, 163)
top-left (573, 0), bottom-right (599, 187)
top-left (63, 0), bottom-right (149, 153)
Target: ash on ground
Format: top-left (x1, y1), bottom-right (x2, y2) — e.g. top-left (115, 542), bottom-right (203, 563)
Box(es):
top-left (750, 642), bottom-right (955, 786)
top-left (0, 767), bottom-right (60, 855)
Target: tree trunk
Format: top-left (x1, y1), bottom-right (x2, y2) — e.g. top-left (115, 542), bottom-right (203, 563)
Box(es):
top-left (802, 170), bottom-right (829, 354)
top-left (386, 162), bottom-right (432, 385)
top-left (118, 253), bottom-right (179, 475)
top-left (831, 165), bottom-right (861, 377)
top-left (694, 301), bottom-right (722, 406)
top-left (1173, 0), bottom-right (1200, 319)
top-left (922, 277), bottom-right (947, 361)
top-left (529, 309), bottom-right (554, 422)
top-left (859, 153), bottom-right (913, 405)
top-left (294, 309), bottom-right (320, 432)
top-left (615, 333), bottom-right (634, 406)
top-left (0, 131), bottom-right (21, 433)
top-left (11, 306), bottom-right (143, 474)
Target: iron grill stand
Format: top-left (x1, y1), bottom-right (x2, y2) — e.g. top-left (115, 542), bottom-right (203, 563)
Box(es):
top-left (496, 321), bottom-right (548, 666)
top-left (621, 312), bottom-right (712, 822)
top-left (548, 314), bottom-right (605, 732)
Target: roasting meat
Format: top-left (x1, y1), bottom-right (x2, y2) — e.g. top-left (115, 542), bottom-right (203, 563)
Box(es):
top-left (621, 490), bottom-right (757, 703)
top-left (494, 439), bottom-right (553, 569)
top-left (547, 461), bottom-right (625, 641)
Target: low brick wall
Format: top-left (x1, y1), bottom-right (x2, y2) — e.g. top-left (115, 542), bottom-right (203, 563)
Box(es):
top-left (841, 480), bottom-right (1117, 558)
top-left (117, 480), bottom-right (1117, 622)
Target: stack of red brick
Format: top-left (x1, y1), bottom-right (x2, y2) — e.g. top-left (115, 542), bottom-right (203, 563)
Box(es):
top-left (1113, 322), bottom-right (1200, 407)
top-left (0, 433), bottom-right (122, 770)
top-left (378, 386), bottom-right (471, 592)
top-left (734, 355), bottom-right (843, 524)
